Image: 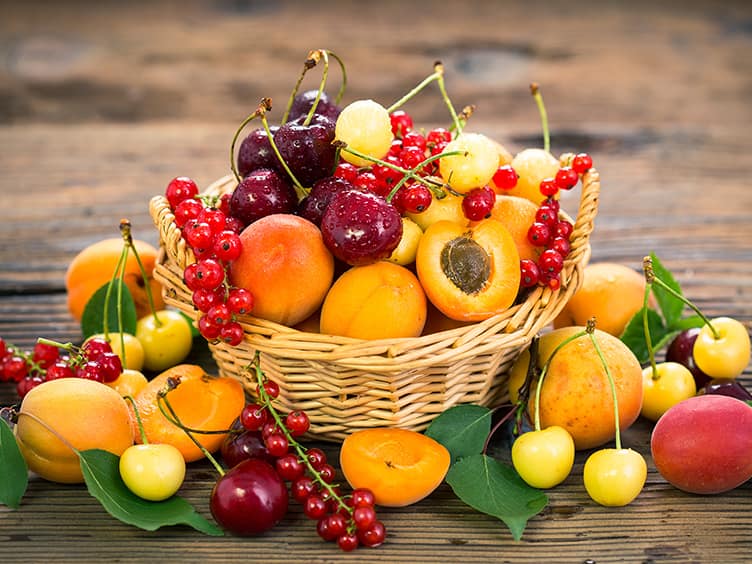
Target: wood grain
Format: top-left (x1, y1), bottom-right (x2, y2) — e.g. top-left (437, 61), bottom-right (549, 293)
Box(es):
top-left (1, 1), bottom-right (751, 562)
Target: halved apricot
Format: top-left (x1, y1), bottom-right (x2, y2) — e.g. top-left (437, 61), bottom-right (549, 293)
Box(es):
top-left (415, 218), bottom-right (520, 322)
top-left (339, 428), bottom-right (450, 507)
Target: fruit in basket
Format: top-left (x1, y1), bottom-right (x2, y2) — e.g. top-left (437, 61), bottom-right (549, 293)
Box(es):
top-left (210, 457), bottom-right (289, 536)
top-left (406, 191), bottom-right (466, 231)
top-left (228, 168), bottom-right (297, 228)
top-left (651, 394), bottom-right (752, 494)
top-left (475, 194), bottom-right (541, 262)
top-left (508, 326), bottom-right (643, 450)
top-left (692, 316), bottom-right (750, 380)
top-left (640, 362), bottom-right (696, 421)
top-left (274, 113), bottom-right (337, 187)
top-left (386, 216), bottom-right (423, 266)
top-left (340, 428), bottom-right (450, 507)
top-left (554, 262), bottom-right (648, 337)
top-left (129, 364), bottom-right (245, 462)
top-left (438, 133), bottom-right (499, 193)
top-left (119, 442), bottom-right (186, 501)
top-left (229, 213), bottom-right (334, 326)
top-left (416, 218), bottom-right (520, 322)
top-left (134, 309), bottom-right (193, 372)
top-left (14, 378), bottom-right (135, 483)
top-left (507, 148), bottom-right (560, 205)
top-left (320, 189), bottom-right (403, 266)
top-left (320, 261), bottom-right (427, 339)
top-left (65, 237), bottom-right (164, 322)
top-left (335, 99), bottom-right (394, 167)
top-left (237, 127), bottom-right (279, 177)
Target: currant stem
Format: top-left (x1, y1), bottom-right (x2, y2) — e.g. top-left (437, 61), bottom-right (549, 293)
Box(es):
top-left (530, 83), bottom-right (550, 154)
top-left (586, 318), bottom-right (622, 450)
top-left (123, 395), bottom-right (149, 445)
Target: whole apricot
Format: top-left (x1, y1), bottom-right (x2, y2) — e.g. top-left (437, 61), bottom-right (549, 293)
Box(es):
top-left (416, 218), bottom-right (520, 322)
top-left (473, 194), bottom-right (541, 262)
top-left (65, 238), bottom-right (164, 322)
top-left (14, 378), bottom-right (135, 483)
top-left (229, 214), bottom-right (334, 327)
top-left (320, 261), bottom-right (427, 340)
top-left (651, 394), bottom-right (752, 494)
top-left (554, 262), bottom-right (648, 337)
top-left (340, 428), bottom-right (450, 507)
top-left (508, 326), bottom-right (643, 450)
top-left (130, 364), bottom-right (245, 463)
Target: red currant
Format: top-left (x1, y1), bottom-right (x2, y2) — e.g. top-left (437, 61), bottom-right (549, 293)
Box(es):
top-left (32, 342), bottom-right (59, 368)
top-left (400, 184), bottom-right (433, 214)
top-left (462, 186), bottom-right (496, 221)
top-left (520, 259), bottom-right (540, 288)
top-left (401, 130), bottom-right (427, 152)
top-left (45, 361), bottom-right (75, 380)
top-left (389, 110), bottom-right (413, 137)
top-left (173, 198), bottom-right (203, 228)
top-left (97, 351), bottom-right (123, 383)
top-left (555, 219), bottom-right (573, 239)
top-left (571, 152), bottom-right (593, 174)
top-left (184, 220), bottom-right (214, 250)
top-left (197, 313), bottom-right (222, 340)
top-left (264, 432), bottom-right (289, 457)
top-left (492, 165), bottom-right (518, 190)
top-left (354, 171), bottom-right (379, 193)
top-left (76, 360), bottom-right (104, 382)
top-left (219, 321), bottom-right (244, 346)
top-left (319, 463), bottom-right (336, 484)
top-left (352, 505), bottom-right (377, 531)
top-left (527, 221), bottom-right (551, 247)
top-left (306, 447), bottom-right (327, 471)
top-left (194, 259), bottom-right (225, 290)
top-left (304, 495), bottom-right (328, 520)
top-left (539, 178), bottom-right (558, 197)
top-left (426, 127), bottom-right (451, 147)
top-left (183, 262), bottom-right (201, 291)
top-left (334, 162), bottom-right (359, 183)
top-left (350, 488), bottom-right (376, 508)
top-left (192, 287), bottom-right (226, 313)
top-left (555, 166), bottom-right (579, 190)
top-left (207, 303), bottom-right (232, 326)
top-left (284, 410), bottom-right (310, 437)
top-left (399, 146), bottom-right (426, 170)
top-left (198, 207), bottom-right (227, 236)
top-left (4, 356), bottom-right (28, 382)
top-left (275, 454), bottom-right (305, 482)
top-left (213, 231), bottom-right (242, 262)
top-left (549, 236), bottom-right (571, 257)
top-left (291, 476), bottom-right (317, 502)
top-left (226, 288), bottom-right (253, 315)
top-left (358, 520), bottom-right (386, 548)
top-left (538, 248), bottom-right (564, 274)
top-left (241, 403), bottom-right (268, 431)
top-left (535, 206), bottom-right (558, 227)
top-left (337, 533), bottom-right (359, 552)
top-left (165, 176), bottom-right (199, 209)
top-left (260, 379), bottom-right (280, 399)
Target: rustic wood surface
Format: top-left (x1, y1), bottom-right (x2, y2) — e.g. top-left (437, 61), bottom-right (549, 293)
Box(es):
top-left (2, 1), bottom-right (751, 562)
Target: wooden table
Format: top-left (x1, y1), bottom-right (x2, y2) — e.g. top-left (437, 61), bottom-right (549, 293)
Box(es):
top-left (2, 1), bottom-right (751, 562)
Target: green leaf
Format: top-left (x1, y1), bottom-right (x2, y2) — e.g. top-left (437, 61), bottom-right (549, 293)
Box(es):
top-left (620, 306), bottom-right (668, 364)
top-left (649, 253), bottom-right (685, 327)
top-left (0, 417), bottom-right (28, 509)
top-left (81, 280), bottom-right (138, 340)
top-left (446, 453), bottom-right (548, 541)
top-left (425, 404), bottom-right (492, 463)
top-left (178, 310), bottom-right (200, 338)
top-left (672, 314), bottom-right (705, 331)
top-left (79, 449), bottom-right (223, 536)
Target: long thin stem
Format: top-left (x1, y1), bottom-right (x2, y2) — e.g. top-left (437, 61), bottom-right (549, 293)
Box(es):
top-left (641, 281), bottom-right (658, 379)
top-left (530, 83), bottom-right (550, 154)
top-left (123, 395), bottom-right (149, 445)
top-left (387, 67), bottom-right (442, 114)
top-left (229, 109), bottom-right (262, 183)
top-left (120, 219), bottom-right (160, 326)
top-left (586, 320), bottom-right (622, 450)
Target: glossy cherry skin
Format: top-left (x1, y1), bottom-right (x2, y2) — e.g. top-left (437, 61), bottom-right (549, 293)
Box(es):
top-left (297, 176), bottom-right (353, 227)
top-left (237, 126), bottom-right (279, 177)
top-left (288, 89), bottom-right (341, 122)
top-left (698, 378), bottom-right (752, 402)
top-left (210, 458), bottom-right (289, 536)
top-left (220, 429), bottom-right (274, 469)
top-left (665, 327), bottom-right (712, 388)
top-left (273, 113), bottom-right (337, 187)
top-left (229, 168), bottom-right (298, 228)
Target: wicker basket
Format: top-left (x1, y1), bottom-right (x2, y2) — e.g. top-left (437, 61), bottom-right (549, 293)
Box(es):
top-left (150, 169), bottom-right (599, 441)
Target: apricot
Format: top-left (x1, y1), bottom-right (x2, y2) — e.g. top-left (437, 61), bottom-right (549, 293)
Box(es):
top-left (651, 395), bottom-right (752, 494)
top-left (416, 218), bottom-right (520, 322)
top-left (472, 194), bottom-right (541, 262)
top-left (340, 428), bottom-right (450, 507)
top-left (554, 262), bottom-right (648, 337)
top-left (65, 237), bottom-right (164, 322)
top-left (229, 214), bottom-right (334, 327)
top-left (406, 191), bottom-right (466, 232)
top-left (508, 326), bottom-right (643, 450)
top-left (14, 378), bottom-right (135, 483)
top-left (320, 261), bottom-right (427, 340)
top-left (130, 364), bottom-right (245, 463)
top-left (106, 368), bottom-right (149, 398)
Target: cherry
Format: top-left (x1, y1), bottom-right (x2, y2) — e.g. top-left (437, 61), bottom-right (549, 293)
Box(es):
top-left (288, 89), bottom-right (341, 122)
top-left (229, 168), bottom-right (298, 228)
top-left (320, 189), bottom-right (403, 266)
top-left (210, 458), bottom-right (289, 536)
top-left (665, 327), bottom-right (712, 388)
top-left (237, 127), bottom-right (280, 178)
top-left (273, 113), bottom-right (337, 187)
top-left (698, 379), bottom-right (752, 402)
top-left (220, 429), bottom-right (273, 469)
top-left (297, 176), bottom-right (353, 226)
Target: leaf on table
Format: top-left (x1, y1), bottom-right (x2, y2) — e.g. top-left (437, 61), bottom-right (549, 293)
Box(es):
top-left (446, 453), bottom-right (548, 541)
top-left (79, 449), bottom-right (223, 536)
top-left (0, 417), bottom-right (28, 509)
top-left (649, 253), bottom-right (685, 328)
top-left (425, 404), bottom-right (492, 462)
top-left (621, 306), bottom-right (667, 364)
top-left (81, 280), bottom-right (137, 339)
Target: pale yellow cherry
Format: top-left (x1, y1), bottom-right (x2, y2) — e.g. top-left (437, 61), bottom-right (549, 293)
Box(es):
top-left (507, 148), bottom-right (560, 205)
top-left (387, 217), bottom-right (423, 266)
top-left (439, 133), bottom-right (499, 194)
top-left (85, 332), bottom-right (145, 371)
top-left (335, 99), bottom-right (394, 167)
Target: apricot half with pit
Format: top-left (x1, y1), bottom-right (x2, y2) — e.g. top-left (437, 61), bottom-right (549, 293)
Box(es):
top-left (415, 218), bottom-right (520, 322)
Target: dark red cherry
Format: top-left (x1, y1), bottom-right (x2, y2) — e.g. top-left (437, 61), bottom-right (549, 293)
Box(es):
top-left (229, 168), bottom-right (298, 228)
top-left (220, 429), bottom-right (274, 469)
top-left (297, 176), bottom-right (354, 226)
top-left (665, 327), bottom-right (713, 388)
top-left (210, 458), bottom-right (289, 536)
top-left (288, 89), bottom-right (341, 122)
top-left (319, 189), bottom-right (403, 266)
top-left (237, 126), bottom-right (279, 178)
top-left (698, 379), bottom-right (752, 402)
top-left (273, 114), bottom-right (337, 188)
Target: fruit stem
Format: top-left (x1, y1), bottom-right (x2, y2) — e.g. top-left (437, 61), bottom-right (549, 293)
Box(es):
top-left (281, 49), bottom-right (348, 126)
top-left (513, 336), bottom-right (540, 435)
top-left (229, 107), bottom-right (263, 183)
top-left (530, 83), bottom-right (550, 154)
top-left (257, 99), bottom-right (309, 198)
top-left (120, 219), bottom-right (162, 328)
top-left (586, 318), bottom-right (622, 450)
top-left (532, 328), bottom-right (588, 431)
top-left (642, 255), bottom-right (721, 340)
top-left (482, 403), bottom-right (518, 455)
top-left (102, 232), bottom-right (128, 351)
top-left (123, 395), bottom-right (149, 445)
top-left (639, 268), bottom-right (660, 380)
top-left (155, 380), bottom-right (226, 477)
top-left (386, 65), bottom-right (442, 114)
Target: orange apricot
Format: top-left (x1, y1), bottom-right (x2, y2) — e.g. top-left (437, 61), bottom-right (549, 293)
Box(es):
top-left (416, 218), bottom-right (520, 322)
top-left (472, 194), bottom-right (541, 262)
top-left (65, 238), bottom-right (164, 322)
top-left (320, 261), bottom-right (427, 340)
top-left (553, 262), bottom-right (648, 337)
top-left (130, 364), bottom-right (245, 463)
top-left (340, 428), bottom-right (450, 507)
top-left (421, 301), bottom-right (473, 335)
top-left (15, 378), bottom-right (135, 483)
top-left (229, 214), bottom-right (335, 327)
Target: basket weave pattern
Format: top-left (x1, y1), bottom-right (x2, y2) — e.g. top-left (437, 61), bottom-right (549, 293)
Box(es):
top-left (150, 169), bottom-right (599, 441)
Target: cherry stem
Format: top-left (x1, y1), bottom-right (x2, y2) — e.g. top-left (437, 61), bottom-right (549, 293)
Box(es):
top-left (120, 219), bottom-right (161, 327)
top-left (640, 276), bottom-right (659, 380)
top-left (513, 336), bottom-right (540, 435)
top-left (229, 107), bottom-right (263, 183)
top-left (585, 318), bottom-right (622, 451)
top-left (642, 255), bottom-right (720, 340)
top-left (123, 395), bottom-right (149, 445)
top-left (530, 83), bottom-right (550, 154)
top-left (532, 328), bottom-right (588, 431)
top-left (155, 381), bottom-right (226, 477)
top-left (281, 49), bottom-right (347, 126)
top-left (481, 403), bottom-right (518, 455)
top-left (247, 353), bottom-right (352, 518)
top-left (256, 100), bottom-right (309, 198)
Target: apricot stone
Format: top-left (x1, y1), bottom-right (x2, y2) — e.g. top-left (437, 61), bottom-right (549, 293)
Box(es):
top-left (651, 394), bottom-right (752, 494)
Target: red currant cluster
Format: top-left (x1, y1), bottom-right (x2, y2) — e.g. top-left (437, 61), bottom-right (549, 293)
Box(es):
top-left (504, 153), bottom-right (593, 291)
top-left (0, 336), bottom-right (123, 399)
top-left (165, 177), bottom-right (254, 345)
top-left (240, 372), bottom-right (386, 552)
